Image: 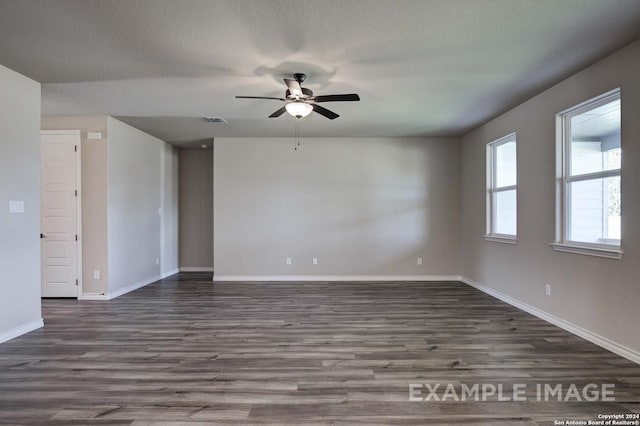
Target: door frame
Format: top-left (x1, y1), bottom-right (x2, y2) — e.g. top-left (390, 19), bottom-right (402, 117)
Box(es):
top-left (40, 130), bottom-right (83, 298)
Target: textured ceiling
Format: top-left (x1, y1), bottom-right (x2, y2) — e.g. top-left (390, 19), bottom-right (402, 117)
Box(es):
top-left (1, 0), bottom-right (640, 145)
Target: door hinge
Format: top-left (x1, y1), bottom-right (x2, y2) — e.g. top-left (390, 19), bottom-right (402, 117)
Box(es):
top-left (75, 190), bottom-right (78, 197)
top-left (74, 145), bottom-right (78, 152)
top-left (75, 234), bottom-right (78, 241)
top-left (76, 279), bottom-right (79, 286)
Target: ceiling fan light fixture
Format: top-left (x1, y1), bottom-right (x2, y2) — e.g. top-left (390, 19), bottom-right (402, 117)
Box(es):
top-left (285, 101), bottom-right (313, 118)
top-left (236, 73), bottom-right (358, 120)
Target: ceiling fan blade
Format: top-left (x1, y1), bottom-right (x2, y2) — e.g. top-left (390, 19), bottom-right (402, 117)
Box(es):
top-left (268, 106), bottom-right (287, 118)
top-left (312, 104), bottom-right (339, 120)
top-left (313, 94), bottom-right (360, 102)
top-left (284, 79), bottom-right (302, 97)
top-left (236, 96), bottom-right (286, 101)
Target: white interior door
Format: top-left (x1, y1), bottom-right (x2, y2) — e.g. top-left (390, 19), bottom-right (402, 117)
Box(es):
top-left (41, 131), bottom-right (80, 298)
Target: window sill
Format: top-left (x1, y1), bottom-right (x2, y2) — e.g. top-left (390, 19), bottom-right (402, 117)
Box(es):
top-left (484, 235), bottom-right (518, 245)
top-left (550, 242), bottom-right (623, 259)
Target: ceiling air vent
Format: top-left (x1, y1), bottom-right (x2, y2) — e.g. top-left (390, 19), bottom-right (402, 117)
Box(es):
top-left (204, 116), bottom-right (227, 123)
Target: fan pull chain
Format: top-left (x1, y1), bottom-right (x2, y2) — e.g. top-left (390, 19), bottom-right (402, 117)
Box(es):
top-left (294, 118), bottom-right (301, 151)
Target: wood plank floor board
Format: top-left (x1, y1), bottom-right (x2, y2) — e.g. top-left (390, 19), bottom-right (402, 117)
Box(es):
top-left (0, 273), bottom-right (638, 424)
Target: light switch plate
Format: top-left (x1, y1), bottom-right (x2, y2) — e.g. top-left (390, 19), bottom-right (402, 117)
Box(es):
top-left (313, 257), bottom-right (318, 265)
top-left (93, 270), bottom-right (101, 280)
top-left (9, 200), bottom-right (24, 213)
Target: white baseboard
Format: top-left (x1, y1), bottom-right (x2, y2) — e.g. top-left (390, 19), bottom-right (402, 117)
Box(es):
top-left (161, 268), bottom-right (180, 278)
top-left (0, 318), bottom-right (44, 344)
top-left (79, 275), bottom-right (162, 301)
top-left (180, 267), bottom-right (214, 272)
top-left (213, 275), bottom-right (459, 282)
top-left (459, 276), bottom-right (640, 365)
top-left (109, 275), bottom-right (161, 300)
top-left (78, 293), bottom-right (110, 301)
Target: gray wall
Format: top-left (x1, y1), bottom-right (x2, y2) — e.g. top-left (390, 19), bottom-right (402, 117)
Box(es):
top-left (214, 137), bottom-right (460, 277)
top-left (179, 148), bottom-right (214, 269)
top-left (0, 65), bottom-right (42, 340)
top-left (460, 39), bottom-right (640, 354)
top-left (107, 117), bottom-right (179, 294)
top-left (41, 116), bottom-right (109, 295)
top-left (162, 143), bottom-right (180, 276)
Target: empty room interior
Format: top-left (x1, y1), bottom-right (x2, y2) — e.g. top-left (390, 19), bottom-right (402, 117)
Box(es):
top-left (1, 0), bottom-right (640, 424)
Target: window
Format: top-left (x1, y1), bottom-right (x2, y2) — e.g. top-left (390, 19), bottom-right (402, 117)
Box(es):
top-left (486, 133), bottom-right (517, 243)
top-left (553, 89), bottom-right (622, 259)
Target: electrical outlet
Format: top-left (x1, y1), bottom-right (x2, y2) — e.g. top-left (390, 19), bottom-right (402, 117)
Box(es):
top-left (286, 257), bottom-right (292, 265)
top-left (417, 257), bottom-right (423, 265)
top-left (313, 258), bottom-right (318, 265)
top-left (545, 284), bottom-right (551, 296)
top-left (93, 270), bottom-right (100, 280)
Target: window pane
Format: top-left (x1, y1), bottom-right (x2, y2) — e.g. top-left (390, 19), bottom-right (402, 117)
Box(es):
top-left (494, 189), bottom-right (517, 235)
top-left (570, 99), bottom-right (620, 176)
top-left (495, 140), bottom-right (517, 187)
top-left (568, 176), bottom-right (620, 244)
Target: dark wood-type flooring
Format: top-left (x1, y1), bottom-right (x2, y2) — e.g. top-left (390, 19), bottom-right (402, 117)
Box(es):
top-left (0, 273), bottom-right (639, 425)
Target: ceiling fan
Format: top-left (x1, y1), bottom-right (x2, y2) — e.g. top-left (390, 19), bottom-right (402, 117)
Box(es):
top-left (235, 73), bottom-right (360, 120)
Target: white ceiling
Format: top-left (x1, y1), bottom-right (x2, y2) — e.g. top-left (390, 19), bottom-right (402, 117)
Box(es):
top-left (1, 0), bottom-right (640, 146)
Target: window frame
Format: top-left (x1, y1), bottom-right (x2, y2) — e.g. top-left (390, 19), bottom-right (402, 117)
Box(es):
top-left (485, 132), bottom-right (517, 244)
top-left (551, 89), bottom-right (623, 259)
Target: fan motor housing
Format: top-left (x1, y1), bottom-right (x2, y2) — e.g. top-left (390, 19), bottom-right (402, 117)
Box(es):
top-left (286, 87), bottom-right (314, 99)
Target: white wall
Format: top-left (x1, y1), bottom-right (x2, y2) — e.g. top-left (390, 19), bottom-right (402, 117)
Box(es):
top-left (460, 39), bottom-right (640, 356)
top-left (107, 117), bottom-right (178, 295)
top-left (179, 148), bottom-right (213, 270)
top-left (214, 137), bottom-right (460, 278)
top-left (0, 65), bottom-right (43, 342)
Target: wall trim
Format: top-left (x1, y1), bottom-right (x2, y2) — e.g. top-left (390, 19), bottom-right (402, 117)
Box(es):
top-left (109, 275), bottom-right (161, 300)
top-left (161, 268), bottom-right (180, 278)
top-left (79, 275), bottom-right (162, 301)
top-left (78, 293), bottom-right (110, 301)
top-left (0, 318), bottom-right (44, 344)
top-left (550, 242), bottom-right (623, 260)
top-left (213, 275), bottom-right (459, 282)
top-left (181, 267), bottom-right (214, 272)
top-left (459, 276), bottom-right (640, 365)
